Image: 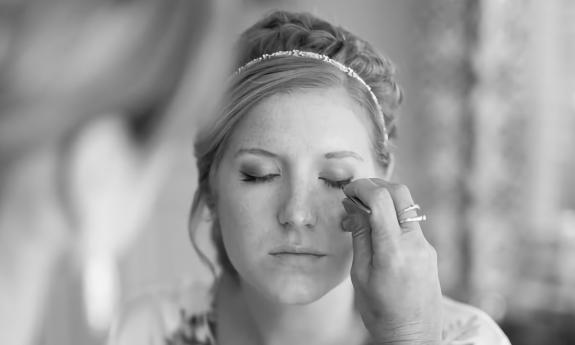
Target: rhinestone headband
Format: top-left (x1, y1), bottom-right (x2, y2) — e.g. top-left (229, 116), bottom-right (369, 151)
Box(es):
top-left (232, 50), bottom-right (388, 143)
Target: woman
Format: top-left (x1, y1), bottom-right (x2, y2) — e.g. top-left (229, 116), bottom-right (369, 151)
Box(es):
top-left (109, 10), bottom-right (511, 345)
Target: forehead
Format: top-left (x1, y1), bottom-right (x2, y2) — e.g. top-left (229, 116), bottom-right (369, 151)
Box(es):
top-left (226, 87), bottom-right (374, 154)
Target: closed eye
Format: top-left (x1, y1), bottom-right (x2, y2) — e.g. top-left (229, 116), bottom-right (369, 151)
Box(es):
top-left (319, 177), bottom-right (352, 189)
top-left (241, 172), bottom-right (280, 183)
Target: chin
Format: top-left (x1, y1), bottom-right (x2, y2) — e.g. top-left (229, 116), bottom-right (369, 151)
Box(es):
top-left (259, 273), bottom-right (334, 305)
top-left (237, 257), bottom-right (353, 305)
top-left (272, 285), bottom-right (324, 305)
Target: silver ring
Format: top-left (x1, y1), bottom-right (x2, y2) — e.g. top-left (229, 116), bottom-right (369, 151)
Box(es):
top-left (397, 204), bottom-right (421, 217)
top-left (398, 214), bottom-right (427, 225)
top-left (397, 204), bottom-right (427, 225)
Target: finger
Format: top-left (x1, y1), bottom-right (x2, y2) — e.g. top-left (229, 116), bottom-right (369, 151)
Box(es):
top-left (343, 179), bottom-right (402, 267)
top-left (343, 179), bottom-right (401, 238)
top-left (368, 178), bottom-right (424, 236)
top-left (341, 212), bottom-right (371, 282)
top-left (343, 179), bottom-right (402, 242)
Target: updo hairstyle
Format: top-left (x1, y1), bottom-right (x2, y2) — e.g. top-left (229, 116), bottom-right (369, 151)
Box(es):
top-left (189, 11), bottom-right (403, 277)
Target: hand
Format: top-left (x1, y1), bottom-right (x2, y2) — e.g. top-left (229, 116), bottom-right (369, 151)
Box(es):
top-left (341, 178), bottom-right (442, 345)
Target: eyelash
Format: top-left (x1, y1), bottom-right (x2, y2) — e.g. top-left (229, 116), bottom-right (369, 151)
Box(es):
top-left (241, 173), bottom-right (352, 189)
top-left (320, 177), bottom-right (352, 189)
top-left (241, 172), bottom-right (279, 183)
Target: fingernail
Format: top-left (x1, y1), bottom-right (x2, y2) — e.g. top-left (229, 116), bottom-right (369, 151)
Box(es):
top-left (368, 177), bottom-right (389, 186)
top-left (342, 197), bottom-right (371, 215)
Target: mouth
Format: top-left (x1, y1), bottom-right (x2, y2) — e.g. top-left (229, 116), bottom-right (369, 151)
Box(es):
top-left (271, 252), bottom-right (326, 258)
top-left (269, 246), bottom-right (327, 257)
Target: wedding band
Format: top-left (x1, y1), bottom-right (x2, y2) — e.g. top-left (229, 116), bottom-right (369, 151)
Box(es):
top-left (398, 214), bottom-right (427, 224)
top-left (397, 204), bottom-right (421, 217)
top-left (397, 204), bottom-right (427, 225)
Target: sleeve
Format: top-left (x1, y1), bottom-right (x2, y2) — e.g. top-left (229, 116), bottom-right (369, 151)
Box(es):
top-left (441, 297), bottom-right (512, 345)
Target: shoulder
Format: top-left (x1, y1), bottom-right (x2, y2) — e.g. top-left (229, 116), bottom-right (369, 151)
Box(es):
top-left (441, 297), bottom-right (511, 345)
top-left (106, 279), bottom-right (214, 345)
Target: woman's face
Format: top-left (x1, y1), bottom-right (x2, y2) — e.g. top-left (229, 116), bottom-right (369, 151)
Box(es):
top-left (214, 87), bottom-right (381, 304)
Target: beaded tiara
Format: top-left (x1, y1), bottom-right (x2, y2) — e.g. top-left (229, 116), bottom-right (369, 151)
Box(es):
top-left (232, 50), bottom-right (388, 143)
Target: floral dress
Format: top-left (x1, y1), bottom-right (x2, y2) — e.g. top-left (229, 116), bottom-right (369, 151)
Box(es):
top-left (165, 309), bottom-right (216, 345)
top-left (107, 280), bottom-right (511, 345)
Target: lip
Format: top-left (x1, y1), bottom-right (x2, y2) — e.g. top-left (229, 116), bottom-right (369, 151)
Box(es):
top-left (269, 245), bottom-right (326, 257)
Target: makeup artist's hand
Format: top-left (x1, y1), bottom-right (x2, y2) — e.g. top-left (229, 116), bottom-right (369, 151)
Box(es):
top-left (341, 178), bottom-right (442, 345)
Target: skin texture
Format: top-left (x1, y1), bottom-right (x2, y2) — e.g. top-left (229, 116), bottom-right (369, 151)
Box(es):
top-left (212, 86), bottom-right (442, 345)
top-left (342, 179), bottom-right (442, 344)
top-left (214, 87), bottom-right (379, 304)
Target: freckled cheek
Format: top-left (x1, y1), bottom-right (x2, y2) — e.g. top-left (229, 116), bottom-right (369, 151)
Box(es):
top-left (218, 198), bottom-right (256, 234)
top-left (317, 191), bottom-right (347, 226)
top-left (317, 195), bottom-right (353, 254)
top-left (216, 191), bottom-right (274, 254)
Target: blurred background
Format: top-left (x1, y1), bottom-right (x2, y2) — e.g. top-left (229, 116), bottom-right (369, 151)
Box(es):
top-left (1, 0), bottom-right (574, 344)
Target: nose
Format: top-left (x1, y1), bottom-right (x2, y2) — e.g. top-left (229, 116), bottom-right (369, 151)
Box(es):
top-left (277, 181), bottom-right (317, 229)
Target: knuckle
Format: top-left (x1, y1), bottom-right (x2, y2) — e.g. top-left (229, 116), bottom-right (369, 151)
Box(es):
top-left (415, 245), bottom-right (438, 271)
top-left (406, 240), bottom-right (436, 263)
top-left (393, 183), bottom-right (410, 196)
top-left (426, 245), bottom-right (438, 262)
top-left (372, 186), bottom-right (392, 202)
top-left (350, 269), bottom-right (362, 284)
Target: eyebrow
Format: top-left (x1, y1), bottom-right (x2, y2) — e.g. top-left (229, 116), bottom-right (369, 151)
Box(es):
top-left (234, 148), bottom-right (364, 161)
top-left (234, 148), bottom-right (278, 158)
top-left (324, 151), bottom-right (364, 161)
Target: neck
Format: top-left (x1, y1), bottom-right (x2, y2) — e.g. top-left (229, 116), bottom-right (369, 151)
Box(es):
top-left (218, 273), bottom-right (368, 345)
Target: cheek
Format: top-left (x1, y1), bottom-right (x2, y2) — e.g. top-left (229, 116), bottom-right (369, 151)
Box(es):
top-left (215, 183), bottom-right (274, 259)
top-left (217, 194), bottom-right (256, 239)
top-left (314, 195), bottom-right (354, 281)
top-left (317, 192), bottom-right (354, 255)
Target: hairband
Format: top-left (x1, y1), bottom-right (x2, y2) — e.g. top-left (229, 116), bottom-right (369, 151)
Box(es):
top-left (232, 50), bottom-right (388, 143)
